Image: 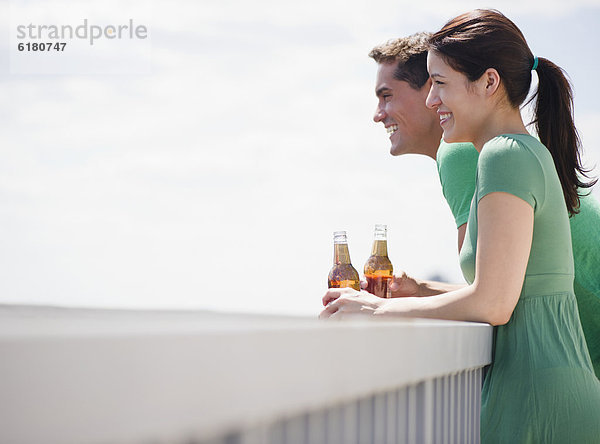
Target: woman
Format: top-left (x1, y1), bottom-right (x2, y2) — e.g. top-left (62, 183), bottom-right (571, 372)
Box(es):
top-left (320, 9), bottom-right (600, 443)
top-left (435, 140), bottom-right (600, 379)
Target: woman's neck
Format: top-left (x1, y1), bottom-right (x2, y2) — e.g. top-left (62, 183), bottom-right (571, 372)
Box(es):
top-left (472, 107), bottom-right (529, 152)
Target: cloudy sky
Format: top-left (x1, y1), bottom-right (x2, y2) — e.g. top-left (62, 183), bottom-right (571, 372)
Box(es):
top-left (1, 0), bottom-right (598, 315)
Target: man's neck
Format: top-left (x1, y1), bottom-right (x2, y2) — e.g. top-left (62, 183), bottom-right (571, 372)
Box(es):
top-left (427, 129), bottom-right (444, 160)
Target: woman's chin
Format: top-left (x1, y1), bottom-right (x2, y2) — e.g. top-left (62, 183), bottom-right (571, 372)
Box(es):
top-left (442, 131), bottom-right (457, 144)
top-left (442, 129), bottom-right (469, 144)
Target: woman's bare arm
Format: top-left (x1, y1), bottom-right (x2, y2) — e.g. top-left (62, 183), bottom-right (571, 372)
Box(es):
top-left (321, 192), bottom-right (533, 326)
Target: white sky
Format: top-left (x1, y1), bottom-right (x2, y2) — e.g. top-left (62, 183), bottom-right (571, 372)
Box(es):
top-left (1, 0), bottom-right (599, 315)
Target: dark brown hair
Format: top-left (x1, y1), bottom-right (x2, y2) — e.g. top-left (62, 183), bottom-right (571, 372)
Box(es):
top-left (369, 33), bottom-right (431, 90)
top-left (429, 9), bottom-right (596, 215)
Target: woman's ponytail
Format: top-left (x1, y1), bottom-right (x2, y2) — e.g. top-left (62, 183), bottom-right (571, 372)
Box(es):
top-left (532, 58), bottom-right (596, 215)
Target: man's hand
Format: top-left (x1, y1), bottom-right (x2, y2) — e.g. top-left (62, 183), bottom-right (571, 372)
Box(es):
top-left (358, 271), bottom-right (420, 298)
top-left (388, 272), bottom-right (421, 298)
top-left (319, 288), bottom-right (386, 319)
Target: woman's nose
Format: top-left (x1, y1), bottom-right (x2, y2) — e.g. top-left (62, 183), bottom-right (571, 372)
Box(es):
top-left (425, 87), bottom-right (441, 109)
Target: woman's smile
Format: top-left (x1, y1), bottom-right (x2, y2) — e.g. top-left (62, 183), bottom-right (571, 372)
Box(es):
top-left (438, 111), bottom-right (452, 126)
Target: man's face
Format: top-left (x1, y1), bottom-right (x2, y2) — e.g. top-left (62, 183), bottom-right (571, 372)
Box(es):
top-left (373, 62), bottom-right (440, 157)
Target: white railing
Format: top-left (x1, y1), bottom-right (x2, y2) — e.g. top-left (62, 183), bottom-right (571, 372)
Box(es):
top-left (0, 305), bottom-right (493, 444)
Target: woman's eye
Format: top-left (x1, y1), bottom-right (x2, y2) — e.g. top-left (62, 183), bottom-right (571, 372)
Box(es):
top-left (435, 80), bottom-right (444, 85)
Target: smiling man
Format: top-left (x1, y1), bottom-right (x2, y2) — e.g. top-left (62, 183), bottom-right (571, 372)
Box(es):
top-left (367, 33), bottom-right (600, 378)
top-left (371, 33), bottom-right (441, 158)
top-left (369, 33), bottom-right (476, 249)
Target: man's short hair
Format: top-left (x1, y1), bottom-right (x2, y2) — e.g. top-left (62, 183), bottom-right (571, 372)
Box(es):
top-left (369, 32), bottom-right (431, 90)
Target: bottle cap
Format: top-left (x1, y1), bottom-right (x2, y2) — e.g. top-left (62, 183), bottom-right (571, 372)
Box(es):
top-left (374, 224), bottom-right (387, 239)
top-left (333, 231), bottom-right (348, 244)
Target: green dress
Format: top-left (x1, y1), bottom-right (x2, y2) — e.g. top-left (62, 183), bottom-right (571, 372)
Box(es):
top-left (458, 134), bottom-right (600, 443)
top-left (437, 139), bottom-right (600, 378)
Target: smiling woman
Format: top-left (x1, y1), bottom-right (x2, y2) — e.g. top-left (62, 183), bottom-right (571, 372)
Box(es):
top-left (426, 10), bottom-right (600, 442)
top-left (321, 8), bottom-right (600, 443)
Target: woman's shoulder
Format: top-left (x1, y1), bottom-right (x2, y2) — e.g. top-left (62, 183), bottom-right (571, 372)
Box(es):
top-left (480, 134), bottom-right (545, 169)
top-left (477, 134), bottom-right (548, 208)
top-left (483, 133), bottom-right (544, 153)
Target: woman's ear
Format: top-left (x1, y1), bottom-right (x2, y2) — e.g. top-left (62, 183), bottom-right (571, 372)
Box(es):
top-left (483, 68), bottom-right (501, 96)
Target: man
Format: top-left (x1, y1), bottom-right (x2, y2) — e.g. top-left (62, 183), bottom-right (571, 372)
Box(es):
top-left (368, 33), bottom-right (600, 378)
top-left (370, 33), bottom-right (476, 250)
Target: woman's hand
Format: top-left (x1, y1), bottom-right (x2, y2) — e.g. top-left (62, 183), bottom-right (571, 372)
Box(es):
top-left (319, 288), bottom-right (386, 319)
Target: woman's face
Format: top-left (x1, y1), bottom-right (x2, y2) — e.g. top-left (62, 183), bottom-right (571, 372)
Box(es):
top-left (425, 51), bottom-right (489, 145)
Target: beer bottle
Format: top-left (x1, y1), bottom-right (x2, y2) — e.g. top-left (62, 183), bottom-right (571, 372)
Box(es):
top-left (328, 231), bottom-right (361, 291)
top-left (364, 224), bottom-right (394, 298)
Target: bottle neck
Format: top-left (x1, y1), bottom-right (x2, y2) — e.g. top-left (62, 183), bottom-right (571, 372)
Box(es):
top-left (371, 239), bottom-right (388, 256)
top-left (334, 243), bottom-right (352, 265)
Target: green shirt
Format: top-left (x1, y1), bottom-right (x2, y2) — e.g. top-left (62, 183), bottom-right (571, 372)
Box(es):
top-left (457, 134), bottom-right (600, 442)
top-left (437, 139), bottom-right (600, 379)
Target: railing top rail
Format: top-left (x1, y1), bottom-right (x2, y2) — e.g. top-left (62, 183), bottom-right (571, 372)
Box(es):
top-left (0, 305), bottom-right (493, 444)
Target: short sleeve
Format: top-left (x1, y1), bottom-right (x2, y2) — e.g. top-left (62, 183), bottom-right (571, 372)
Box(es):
top-left (477, 136), bottom-right (545, 210)
top-left (436, 141), bottom-right (479, 228)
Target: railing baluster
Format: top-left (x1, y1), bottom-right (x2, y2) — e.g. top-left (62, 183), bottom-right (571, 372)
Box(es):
top-left (444, 374), bottom-right (450, 444)
top-left (449, 373), bottom-right (454, 444)
top-left (408, 385), bottom-right (417, 444)
top-left (435, 379), bottom-right (441, 444)
top-left (358, 396), bottom-right (373, 444)
top-left (268, 421), bottom-right (285, 444)
top-left (397, 386), bottom-right (408, 443)
top-left (285, 414), bottom-right (307, 444)
top-left (423, 380), bottom-right (434, 444)
top-left (373, 392), bottom-right (386, 444)
top-left (469, 370), bottom-right (474, 444)
top-left (475, 368), bottom-right (483, 442)
top-left (307, 410), bottom-right (326, 444)
top-left (385, 389), bottom-right (397, 444)
top-left (342, 399), bottom-right (359, 444)
top-left (325, 404), bottom-right (343, 444)
top-left (240, 425), bottom-right (267, 444)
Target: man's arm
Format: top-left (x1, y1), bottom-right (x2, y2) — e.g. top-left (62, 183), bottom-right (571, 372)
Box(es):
top-left (386, 271), bottom-right (465, 298)
top-left (436, 142), bottom-right (478, 254)
top-left (457, 223), bottom-right (467, 252)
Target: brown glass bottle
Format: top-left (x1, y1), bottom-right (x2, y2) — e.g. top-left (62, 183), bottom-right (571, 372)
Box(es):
top-left (328, 231), bottom-right (361, 291)
top-left (364, 224), bottom-right (393, 298)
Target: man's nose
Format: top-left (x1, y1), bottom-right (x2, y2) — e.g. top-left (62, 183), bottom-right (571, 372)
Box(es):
top-left (373, 106), bottom-right (385, 123)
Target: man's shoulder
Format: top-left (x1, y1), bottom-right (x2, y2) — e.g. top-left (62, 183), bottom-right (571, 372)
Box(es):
top-left (573, 192), bottom-right (600, 222)
top-left (436, 141), bottom-right (478, 178)
top-left (437, 141), bottom-right (478, 165)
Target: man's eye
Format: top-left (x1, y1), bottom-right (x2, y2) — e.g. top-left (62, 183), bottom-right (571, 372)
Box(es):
top-left (383, 94), bottom-right (391, 100)
top-left (435, 80), bottom-right (444, 85)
